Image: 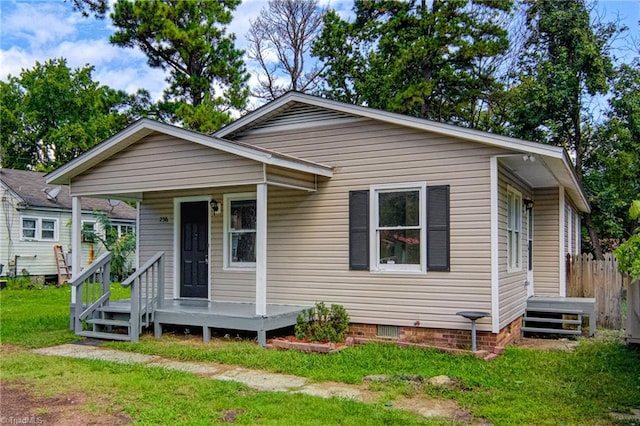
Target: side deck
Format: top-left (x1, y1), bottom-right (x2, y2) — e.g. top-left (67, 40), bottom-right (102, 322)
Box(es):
top-left (525, 296), bottom-right (597, 336)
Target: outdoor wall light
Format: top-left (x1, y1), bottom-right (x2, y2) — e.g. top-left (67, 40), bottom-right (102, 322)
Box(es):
top-left (524, 198), bottom-right (534, 210)
top-left (522, 153), bottom-right (536, 162)
top-left (210, 198), bottom-right (220, 215)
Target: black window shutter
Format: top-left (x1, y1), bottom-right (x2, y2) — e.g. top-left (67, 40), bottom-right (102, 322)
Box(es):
top-left (426, 185), bottom-right (450, 271)
top-left (349, 190), bottom-right (369, 270)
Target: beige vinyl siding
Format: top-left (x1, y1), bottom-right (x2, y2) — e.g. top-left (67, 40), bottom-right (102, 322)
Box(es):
top-left (497, 166), bottom-right (532, 328)
top-left (533, 187), bottom-right (561, 296)
top-left (265, 165), bottom-right (315, 190)
top-left (71, 133), bottom-right (264, 197)
top-left (231, 119), bottom-right (510, 331)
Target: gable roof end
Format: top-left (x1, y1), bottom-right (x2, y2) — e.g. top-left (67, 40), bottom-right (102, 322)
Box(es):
top-left (46, 118), bottom-right (333, 186)
top-left (215, 92), bottom-right (589, 212)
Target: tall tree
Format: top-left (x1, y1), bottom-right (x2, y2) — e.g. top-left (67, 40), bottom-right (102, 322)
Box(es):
top-left (247, 0), bottom-right (325, 100)
top-left (110, 0), bottom-right (249, 132)
top-left (506, 0), bottom-right (620, 258)
top-left (70, 0), bottom-right (108, 18)
top-left (313, 0), bottom-right (512, 128)
top-left (583, 60), bottom-right (640, 249)
top-left (0, 58), bottom-right (148, 171)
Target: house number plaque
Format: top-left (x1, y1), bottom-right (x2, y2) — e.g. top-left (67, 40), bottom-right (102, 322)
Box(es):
top-left (159, 216), bottom-right (169, 223)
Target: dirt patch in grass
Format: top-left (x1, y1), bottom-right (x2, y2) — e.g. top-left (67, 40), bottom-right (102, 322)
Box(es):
top-left (515, 337), bottom-right (580, 351)
top-left (1, 380), bottom-right (132, 425)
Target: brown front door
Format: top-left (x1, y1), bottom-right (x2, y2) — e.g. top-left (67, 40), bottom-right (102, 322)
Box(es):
top-left (180, 201), bottom-right (208, 298)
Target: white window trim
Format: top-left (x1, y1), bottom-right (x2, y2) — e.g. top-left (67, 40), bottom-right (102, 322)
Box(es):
top-left (506, 185), bottom-right (523, 273)
top-left (20, 216), bottom-right (59, 241)
top-left (567, 205), bottom-right (573, 255)
top-left (223, 192), bottom-right (257, 271)
top-left (369, 182), bottom-right (427, 274)
top-left (574, 212), bottom-right (581, 255)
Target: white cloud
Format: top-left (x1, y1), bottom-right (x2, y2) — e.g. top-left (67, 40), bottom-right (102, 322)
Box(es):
top-left (0, 45), bottom-right (40, 79)
top-left (95, 66), bottom-right (167, 100)
top-left (2, 2), bottom-right (78, 49)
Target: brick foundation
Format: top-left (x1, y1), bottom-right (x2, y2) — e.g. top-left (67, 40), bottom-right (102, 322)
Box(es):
top-left (348, 316), bottom-right (522, 353)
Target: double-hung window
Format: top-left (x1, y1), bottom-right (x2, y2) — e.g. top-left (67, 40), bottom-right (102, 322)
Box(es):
top-left (21, 217), bottom-right (58, 241)
top-left (507, 186), bottom-right (522, 272)
top-left (371, 183), bottom-right (426, 273)
top-left (224, 193), bottom-right (257, 269)
top-left (82, 221), bottom-right (96, 243)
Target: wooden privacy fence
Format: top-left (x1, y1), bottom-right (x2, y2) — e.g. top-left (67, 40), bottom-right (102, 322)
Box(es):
top-left (566, 253), bottom-right (624, 329)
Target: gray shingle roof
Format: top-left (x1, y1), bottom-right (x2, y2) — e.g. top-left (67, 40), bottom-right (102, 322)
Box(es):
top-left (1, 168), bottom-right (136, 220)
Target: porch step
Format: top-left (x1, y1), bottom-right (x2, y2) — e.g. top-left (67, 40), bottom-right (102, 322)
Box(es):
top-left (526, 307), bottom-right (583, 315)
top-left (97, 304), bottom-right (131, 314)
top-left (76, 331), bottom-right (131, 341)
top-left (521, 326), bottom-right (582, 335)
top-left (86, 318), bottom-right (130, 327)
top-left (523, 316), bottom-right (582, 325)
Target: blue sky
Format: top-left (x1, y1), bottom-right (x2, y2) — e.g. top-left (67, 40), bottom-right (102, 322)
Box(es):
top-left (1, 0), bottom-right (638, 108)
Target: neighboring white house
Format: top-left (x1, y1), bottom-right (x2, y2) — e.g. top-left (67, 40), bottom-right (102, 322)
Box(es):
top-left (0, 168), bottom-right (136, 281)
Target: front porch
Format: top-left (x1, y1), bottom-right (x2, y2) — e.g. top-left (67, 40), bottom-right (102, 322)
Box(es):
top-left (70, 251), bottom-right (307, 345)
top-left (155, 300), bottom-right (306, 345)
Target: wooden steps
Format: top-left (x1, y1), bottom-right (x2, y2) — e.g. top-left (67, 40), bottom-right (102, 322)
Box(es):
top-left (83, 301), bottom-right (133, 340)
top-left (76, 330), bottom-right (131, 341)
top-left (522, 307), bottom-right (583, 336)
top-left (86, 318), bottom-right (131, 327)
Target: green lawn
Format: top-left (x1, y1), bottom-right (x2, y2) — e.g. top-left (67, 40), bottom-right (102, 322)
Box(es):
top-left (1, 285), bottom-right (639, 425)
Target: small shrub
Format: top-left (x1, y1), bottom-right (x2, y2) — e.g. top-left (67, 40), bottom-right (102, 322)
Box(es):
top-left (294, 302), bottom-right (350, 343)
top-left (5, 274), bottom-right (43, 290)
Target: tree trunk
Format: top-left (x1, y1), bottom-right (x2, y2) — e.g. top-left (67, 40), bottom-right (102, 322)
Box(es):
top-left (583, 212), bottom-right (604, 260)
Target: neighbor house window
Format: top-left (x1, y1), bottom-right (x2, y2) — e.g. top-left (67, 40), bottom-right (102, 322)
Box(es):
top-left (507, 186), bottom-right (522, 272)
top-left (371, 183), bottom-right (426, 273)
top-left (82, 221), bottom-right (96, 243)
top-left (21, 217), bottom-right (58, 241)
top-left (114, 224), bottom-right (135, 239)
top-left (224, 193), bottom-right (256, 269)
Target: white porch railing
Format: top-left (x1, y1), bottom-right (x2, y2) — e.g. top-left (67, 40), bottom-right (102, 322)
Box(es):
top-left (122, 252), bottom-right (164, 342)
top-left (70, 252), bottom-right (112, 334)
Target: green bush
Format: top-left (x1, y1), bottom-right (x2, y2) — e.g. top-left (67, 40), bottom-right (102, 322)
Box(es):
top-left (294, 302), bottom-right (350, 343)
top-left (5, 272), bottom-right (44, 290)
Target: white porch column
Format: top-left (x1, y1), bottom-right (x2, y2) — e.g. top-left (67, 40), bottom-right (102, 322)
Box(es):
top-left (71, 196), bottom-right (82, 304)
top-left (256, 183), bottom-right (267, 316)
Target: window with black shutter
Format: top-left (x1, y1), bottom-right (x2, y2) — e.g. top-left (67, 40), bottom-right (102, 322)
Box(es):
top-left (348, 184), bottom-right (450, 273)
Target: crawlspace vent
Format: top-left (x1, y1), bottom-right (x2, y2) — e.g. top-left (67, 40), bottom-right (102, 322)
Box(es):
top-left (376, 325), bottom-right (400, 339)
